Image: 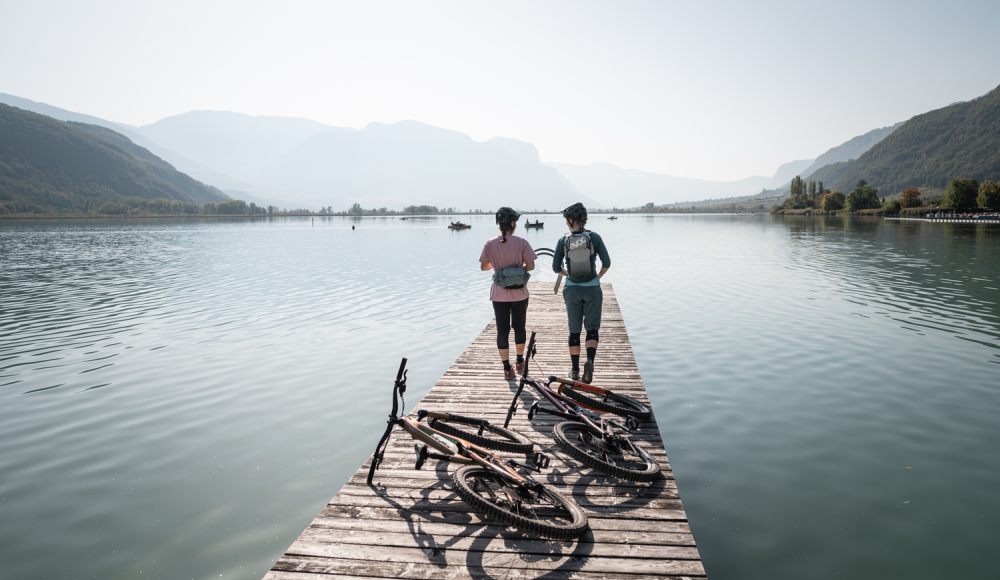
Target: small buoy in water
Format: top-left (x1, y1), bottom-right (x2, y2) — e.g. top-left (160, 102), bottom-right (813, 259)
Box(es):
top-left (352, 225), bottom-right (355, 230)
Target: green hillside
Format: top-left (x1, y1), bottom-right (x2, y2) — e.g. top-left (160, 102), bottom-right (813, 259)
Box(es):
top-left (806, 160), bottom-right (854, 188)
top-left (0, 104), bottom-right (227, 214)
top-left (832, 85), bottom-right (1000, 194)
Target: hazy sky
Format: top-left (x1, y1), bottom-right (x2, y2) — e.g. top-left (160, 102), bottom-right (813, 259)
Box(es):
top-left (3, 0), bottom-right (999, 181)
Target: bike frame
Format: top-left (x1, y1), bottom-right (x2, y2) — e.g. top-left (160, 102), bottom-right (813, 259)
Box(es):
top-left (504, 332), bottom-right (634, 433)
top-left (548, 376), bottom-right (612, 399)
top-left (368, 357), bottom-right (546, 485)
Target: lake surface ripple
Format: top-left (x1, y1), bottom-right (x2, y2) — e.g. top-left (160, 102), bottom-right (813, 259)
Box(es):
top-left (1, 215), bottom-right (997, 579)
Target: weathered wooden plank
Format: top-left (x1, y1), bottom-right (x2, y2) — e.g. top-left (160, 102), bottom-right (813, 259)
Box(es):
top-left (317, 504), bottom-right (693, 534)
top-left (267, 556), bottom-right (706, 580)
top-left (292, 528), bottom-right (701, 560)
top-left (323, 492), bottom-right (689, 522)
top-left (280, 543), bottom-right (705, 575)
top-left (264, 283), bottom-right (704, 579)
top-left (305, 515), bottom-right (697, 545)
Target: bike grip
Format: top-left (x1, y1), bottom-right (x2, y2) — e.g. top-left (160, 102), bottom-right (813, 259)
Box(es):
top-left (396, 357), bottom-right (408, 381)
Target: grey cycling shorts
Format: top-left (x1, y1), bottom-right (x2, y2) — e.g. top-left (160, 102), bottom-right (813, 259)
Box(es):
top-left (562, 284), bottom-right (603, 333)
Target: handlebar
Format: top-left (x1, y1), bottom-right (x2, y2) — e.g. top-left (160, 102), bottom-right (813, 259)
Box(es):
top-left (367, 357), bottom-right (409, 485)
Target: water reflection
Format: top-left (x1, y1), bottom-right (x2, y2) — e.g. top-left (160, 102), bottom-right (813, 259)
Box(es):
top-left (1, 215), bottom-right (997, 580)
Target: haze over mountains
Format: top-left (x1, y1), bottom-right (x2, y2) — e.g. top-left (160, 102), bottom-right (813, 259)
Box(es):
top-left (0, 93), bottom-right (249, 196)
top-left (135, 112), bottom-right (594, 211)
top-left (3, 84), bottom-right (1000, 214)
top-left (0, 104), bottom-right (226, 213)
top-left (546, 163), bottom-right (770, 208)
top-left (830, 86), bottom-right (1000, 194)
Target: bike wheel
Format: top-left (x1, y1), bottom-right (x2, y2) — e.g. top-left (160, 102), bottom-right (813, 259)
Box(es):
top-left (452, 466), bottom-right (588, 541)
top-left (429, 417), bottom-right (533, 454)
top-left (553, 421), bottom-right (660, 482)
top-left (561, 387), bottom-right (652, 421)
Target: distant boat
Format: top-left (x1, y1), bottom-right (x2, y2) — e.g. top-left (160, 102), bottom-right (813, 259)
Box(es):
top-left (525, 220), bottom-right (544, 229)
top-left (608, 216), bottom-right (618, 220)
top-left (400, 217), bottom-right (408, 220)
top-left (448, 222), bottom-right (472, 230)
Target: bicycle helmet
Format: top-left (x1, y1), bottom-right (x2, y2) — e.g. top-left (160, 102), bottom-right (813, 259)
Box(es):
top-left (495, 206), bottom-right (521, 225)
top-left (562, 202), bottom-right (587, 225)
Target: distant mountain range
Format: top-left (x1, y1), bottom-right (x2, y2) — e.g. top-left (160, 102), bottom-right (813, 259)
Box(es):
top-left (0, 104), bottom-right (227, 214)
top-left (0, 93), bottom-right (251, 196)
top-left (545, 162), bottom-right (770, 207)
top-left (3, 84), bottom-right (999, 213)
top-left (799, 123), bottom-right (903, 181)
top-left (133, 112), bottom-right (596, 211)
top-left (756, 124), bottom-right (904, 197)
top-left (764, 159), bottom-right (815, 189)
top-left (830, 85), bottom-right (1000, 195)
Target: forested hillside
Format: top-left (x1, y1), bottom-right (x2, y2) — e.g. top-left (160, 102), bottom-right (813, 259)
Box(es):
top-left (832, 85), bottom-right (1000, 194)
top-left (805, 160), bottom-right (854, 189)
top-left (798, 123), bottom-right (902, 180)
top-left (0, 104), bottom-right (227, 214)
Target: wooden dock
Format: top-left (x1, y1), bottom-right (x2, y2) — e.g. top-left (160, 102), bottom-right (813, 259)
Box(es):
top-left (885, 217), bottom-right (1000, 224)
top-left (265, 282), bottom-right (706, 579)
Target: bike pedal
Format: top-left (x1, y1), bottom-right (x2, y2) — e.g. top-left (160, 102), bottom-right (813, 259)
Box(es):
top-left (627, 417), bottom-right (640, 430)
top-left (533, 452), bottom-right (550, 469)
top-left (414, 443), bottom-right (429, 470)
top-left (527, 402), bottom-right (540, 420)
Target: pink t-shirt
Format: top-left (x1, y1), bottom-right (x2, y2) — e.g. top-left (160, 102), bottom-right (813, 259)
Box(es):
top-left (480, 235), bottom-right (538, 302)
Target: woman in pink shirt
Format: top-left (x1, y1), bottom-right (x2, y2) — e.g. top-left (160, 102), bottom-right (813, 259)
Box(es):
top-left (479, 207), bottom-right (537, 380)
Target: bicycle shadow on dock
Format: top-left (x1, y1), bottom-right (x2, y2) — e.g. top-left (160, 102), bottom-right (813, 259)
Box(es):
top-left (367, 459), bottom-right (487, 568)
top-left (502, 377), bottom-right (672, 514)
top-left (367, 458), bottom-right (595, 578)
top-left (465, 525), bottom-right (595, 580)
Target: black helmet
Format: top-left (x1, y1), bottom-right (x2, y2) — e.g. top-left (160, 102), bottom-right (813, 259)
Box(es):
top-left (561, 202), bottom-right (587, 221)
top-left (495, 207), bottom-right (521, 225)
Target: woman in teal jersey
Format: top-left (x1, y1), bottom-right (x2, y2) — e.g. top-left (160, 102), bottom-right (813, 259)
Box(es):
top-left (551, 203), bottom-right (611, 383)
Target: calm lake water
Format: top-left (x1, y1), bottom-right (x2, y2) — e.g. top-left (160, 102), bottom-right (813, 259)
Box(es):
top-left (1, 215), bottom-right (997, 579)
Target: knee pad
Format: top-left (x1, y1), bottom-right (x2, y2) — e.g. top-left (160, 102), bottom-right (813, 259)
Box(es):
top-left (586, 329), bottom-right (599, 343)
top-left (568, 333), bottom-right (581, 347)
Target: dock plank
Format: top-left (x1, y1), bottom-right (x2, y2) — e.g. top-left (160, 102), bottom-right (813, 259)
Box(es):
top-left (265, 283), bottom-right (706, 579)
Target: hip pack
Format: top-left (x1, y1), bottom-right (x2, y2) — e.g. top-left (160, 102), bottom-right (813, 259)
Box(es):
top-left (493, 267), bottom-right (530, 289)
top-left (563, 230), bottom-right (594, 279)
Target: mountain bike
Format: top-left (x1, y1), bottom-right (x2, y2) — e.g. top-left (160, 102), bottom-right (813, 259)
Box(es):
top-left (505, 333), bottom-right (661, 483)
top-left (547, 376), bottom-right (651, 421)
top-left (367, 358), bottom-right (588, 540)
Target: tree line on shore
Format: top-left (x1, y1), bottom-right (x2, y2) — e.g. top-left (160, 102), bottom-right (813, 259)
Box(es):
top-left (771, 175), bottom-right (1000, 215)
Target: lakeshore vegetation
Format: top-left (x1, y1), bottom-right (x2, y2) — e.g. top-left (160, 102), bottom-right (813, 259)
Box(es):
top-left (772, 175), bottom-right (999, 216)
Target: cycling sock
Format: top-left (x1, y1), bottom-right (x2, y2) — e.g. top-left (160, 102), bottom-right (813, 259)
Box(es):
top-left (516, 354), bottom-right (524, 364)
top-left (571, 354), bottom-right (580, 371)
top-left (586, 347), bottom-right (596, 363)
top-left (502, 359), bottom-right (511, 370)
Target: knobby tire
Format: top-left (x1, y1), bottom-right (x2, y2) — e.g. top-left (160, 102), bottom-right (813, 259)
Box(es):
top-left (561, 387), bottom-right (652, 421)
top-left (451, 466), bottom-right (588, 541)
top-left (429, 418), bottom-right (534, 454)
top-left (553, 421), bottom-right (660, 482)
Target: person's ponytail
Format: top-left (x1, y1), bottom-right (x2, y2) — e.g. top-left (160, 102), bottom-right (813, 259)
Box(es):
top-left (500, 219), bottom-right (512, 242)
